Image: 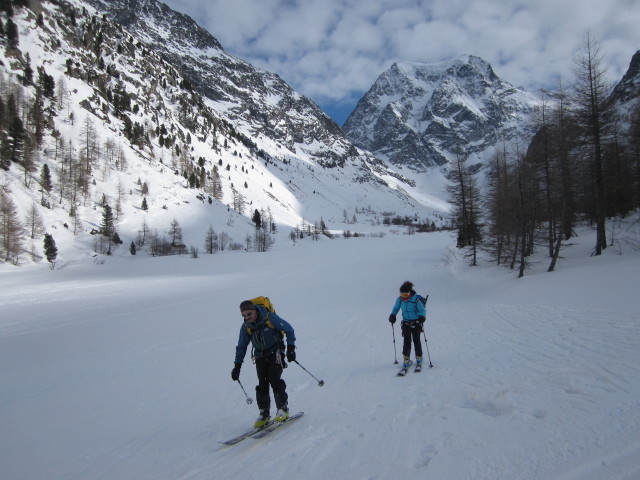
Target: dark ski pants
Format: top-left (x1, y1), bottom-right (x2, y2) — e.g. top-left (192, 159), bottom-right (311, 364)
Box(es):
top-left (401, 321), bottom-right (423, 359)
top-left (255, 353), bottom-right (288, 413)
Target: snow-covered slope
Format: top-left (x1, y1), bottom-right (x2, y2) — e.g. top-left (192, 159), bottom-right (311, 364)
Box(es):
top-left (1, 221), bottom-right (639, 479)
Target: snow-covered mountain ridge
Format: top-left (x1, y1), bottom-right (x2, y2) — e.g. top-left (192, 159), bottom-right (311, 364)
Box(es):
top-left (83, 0), bottom-right (378, 170)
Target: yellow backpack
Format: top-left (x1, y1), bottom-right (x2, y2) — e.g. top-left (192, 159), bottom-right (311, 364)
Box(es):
top-left (245, 296), bottom-right (281, 335)
top-left (246, 296), bottom-right (286, 363)
top-left (250, 296), bottom-right (275, 313)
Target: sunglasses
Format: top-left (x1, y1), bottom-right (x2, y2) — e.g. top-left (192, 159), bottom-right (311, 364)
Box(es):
top-left (400, 292), bottom-right (410, 298)
top-left (242, 311), bottom-right (255, 319)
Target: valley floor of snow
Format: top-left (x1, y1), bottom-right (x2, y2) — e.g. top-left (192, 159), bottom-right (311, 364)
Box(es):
top-left (1, 229), bottom-right (640, 480)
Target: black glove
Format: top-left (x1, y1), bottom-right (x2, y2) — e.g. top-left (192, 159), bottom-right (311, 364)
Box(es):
top-left (231, 363), bottom-right (241, 381)
top-left (286, 344), bottom-right (296, 362)
top-left (418, 316), bottom-right (425, 324)
top-left (388, 314), bottom-right (396, 324)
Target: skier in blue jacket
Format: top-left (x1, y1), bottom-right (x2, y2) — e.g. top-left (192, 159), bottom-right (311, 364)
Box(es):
top-left (232, 300), bottom-right (296, 427)
top-left (389, 281), bottom-right (426, 369)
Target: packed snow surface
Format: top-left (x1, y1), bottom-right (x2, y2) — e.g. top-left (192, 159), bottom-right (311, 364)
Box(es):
top-left (1, 231), bottom-right (639, 480)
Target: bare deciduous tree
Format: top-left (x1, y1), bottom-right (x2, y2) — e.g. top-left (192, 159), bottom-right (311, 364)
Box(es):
top-left (0, 190), bottom-right (24, 264)
top-left (572, 31), bottom-right (614, 255)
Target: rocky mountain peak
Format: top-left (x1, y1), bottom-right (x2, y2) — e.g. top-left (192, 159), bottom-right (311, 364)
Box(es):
top-left (343, 54), bottom-right (538, 170)
top-left (611, 50), bottom-right (640, 105)
top-left (85, 0), bottom-right (223, 51)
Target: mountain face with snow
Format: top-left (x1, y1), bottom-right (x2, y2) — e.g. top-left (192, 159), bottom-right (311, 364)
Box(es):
top-left (343, 56), bottom-right (540, 170)
top-left (84, 0), bottom-right (358, 169)
top-left (78, 0), bottom-right (447, 212)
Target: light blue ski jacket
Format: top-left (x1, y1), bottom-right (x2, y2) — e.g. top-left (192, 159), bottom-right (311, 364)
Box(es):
top-left (391, 293), bottom-right (426, 322)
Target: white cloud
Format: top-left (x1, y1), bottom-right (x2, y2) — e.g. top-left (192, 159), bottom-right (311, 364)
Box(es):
top-left (163, 0), bottom-right (639, 121)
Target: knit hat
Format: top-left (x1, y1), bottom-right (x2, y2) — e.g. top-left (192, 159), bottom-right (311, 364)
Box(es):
top-left (239, 300), bottom-right (256, 312)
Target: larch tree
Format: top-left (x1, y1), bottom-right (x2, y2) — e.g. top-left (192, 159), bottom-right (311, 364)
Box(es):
top-left (448, 150), bottom-right (482, 265)
top-left (168, 218), bottom-right (183, 247)
top-left (0, 190), bottom-right (24, 264)
top-left (24, 202), bottom-right (45, 239)
top-left (204, 225), bottom-right (217, 254)
top-left (572, 31), bottom-right (614, 255)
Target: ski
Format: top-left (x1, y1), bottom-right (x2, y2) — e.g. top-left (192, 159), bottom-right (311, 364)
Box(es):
top-left (219, 420), bottom-right (274, 446)
top-left (397, 360), bottom-right (413, 376)
top-left (251, 411), bottom-right (304, 440)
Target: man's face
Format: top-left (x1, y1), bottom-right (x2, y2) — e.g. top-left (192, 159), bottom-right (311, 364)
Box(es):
top-left (242, 309), bottom-right (257, 323)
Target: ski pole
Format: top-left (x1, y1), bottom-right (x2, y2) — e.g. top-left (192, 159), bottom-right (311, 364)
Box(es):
top-left (236, 379), bottom-right (253, 404)
top-left (391, 323), bottom-right (399, 364)
top-left (422, 330), bottom-right (433, 368)
top-left (294, 360), bottom-right (325, 387)
top-left (420, 294), bottom-right (433, 368)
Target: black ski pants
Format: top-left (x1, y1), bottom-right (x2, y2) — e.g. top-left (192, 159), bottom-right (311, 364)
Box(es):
top-left (255, 352), bottom-right (287, 413)
top-left (401, 321), bottom-right (423, 359)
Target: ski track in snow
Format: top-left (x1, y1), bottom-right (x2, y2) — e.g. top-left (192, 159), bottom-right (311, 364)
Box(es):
top-left (1, 232), bottom-right (639, 480)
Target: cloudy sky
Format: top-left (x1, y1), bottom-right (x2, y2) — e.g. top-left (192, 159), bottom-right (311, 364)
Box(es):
top-left (161, 0), bottom-right (639, 125)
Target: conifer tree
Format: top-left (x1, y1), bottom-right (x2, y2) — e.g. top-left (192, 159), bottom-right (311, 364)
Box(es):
top-left (210, 166), bottom-right (223, 201)
top-left (6, 108), bottom-right (25, 165)
top-left (100, 204), bottom-right (114, 254)
top-left (39, 164), bottom-right (52, 197)
top-left (5, 18), bottom-right (18, 48)
top-left (252, 209), bottom-right (261, 228)
top-left (43, 233), bottom-right (58, 265)
top-left (0, 0), bottom-right (13, 15)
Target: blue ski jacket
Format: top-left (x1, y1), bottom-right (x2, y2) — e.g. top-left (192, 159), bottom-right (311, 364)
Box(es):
top-left (234, 305), bottom-right (296, 364)
top-left (391, 292), bottom-right (426, 322)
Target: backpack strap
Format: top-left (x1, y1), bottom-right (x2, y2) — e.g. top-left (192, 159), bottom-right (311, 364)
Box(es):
top-left (245, 311), bottom-right (285, 363)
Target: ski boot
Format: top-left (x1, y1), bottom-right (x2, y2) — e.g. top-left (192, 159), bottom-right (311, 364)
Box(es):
top-left (402, 355), bottom-right (411, 369)
top-left (254, 409), bottom-right (270, 428)
top-left (274, 405), bottom-right (289, 422)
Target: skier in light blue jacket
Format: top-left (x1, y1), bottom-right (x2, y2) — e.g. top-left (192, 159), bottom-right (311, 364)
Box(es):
top-left (389, 281), bottom-right (426, 368)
